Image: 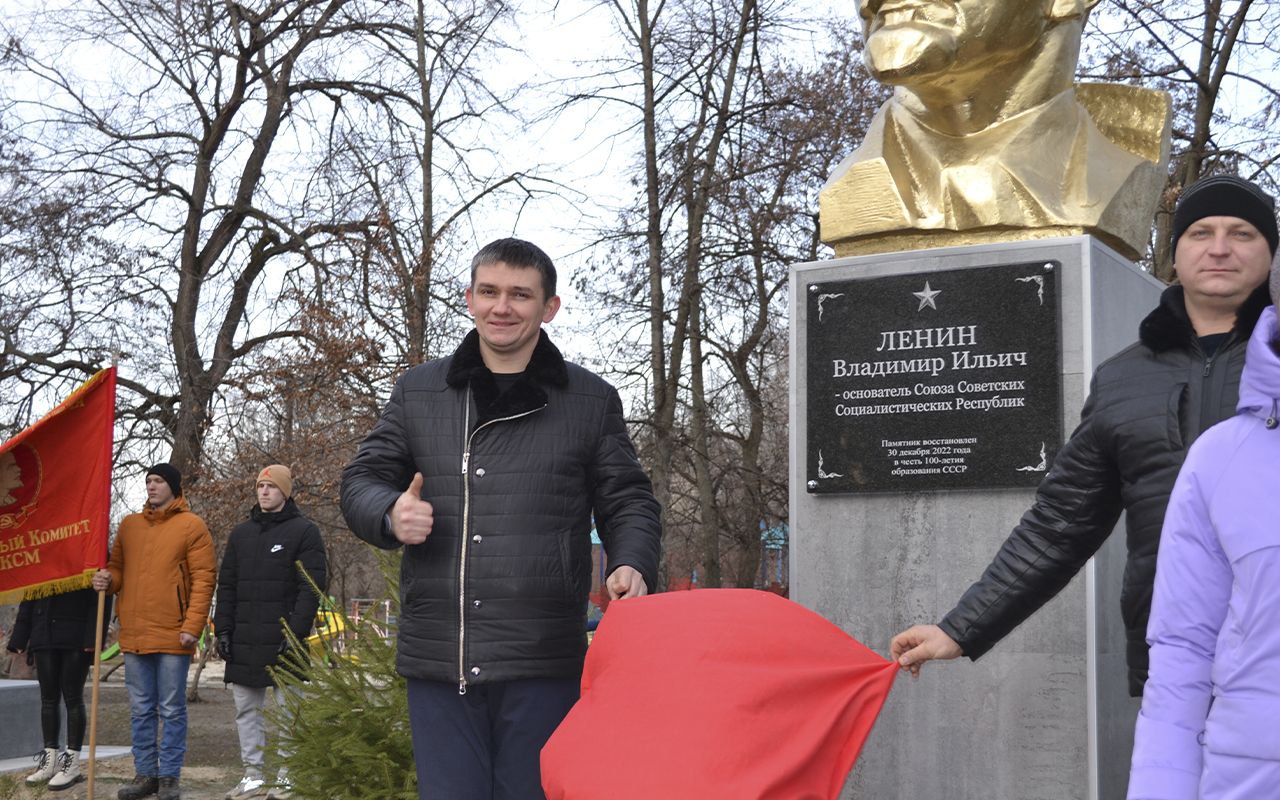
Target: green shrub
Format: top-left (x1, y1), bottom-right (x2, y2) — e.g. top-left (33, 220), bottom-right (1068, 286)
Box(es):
top-left (267, 550), bottom-right (416, 799)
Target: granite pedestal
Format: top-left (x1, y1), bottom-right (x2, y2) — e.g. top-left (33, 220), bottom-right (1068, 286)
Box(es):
top-left (0, 679), bottom-right (54, 758)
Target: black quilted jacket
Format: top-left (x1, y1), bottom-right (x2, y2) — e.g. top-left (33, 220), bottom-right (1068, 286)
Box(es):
top-left (7, 588), bottom-right (109, 653)
top-left (939, 284), bottom-right (1269, 696)
top-left (213, 499), bottom-right (327, 687)
top-left (340, 330), bottom-right (662, 689)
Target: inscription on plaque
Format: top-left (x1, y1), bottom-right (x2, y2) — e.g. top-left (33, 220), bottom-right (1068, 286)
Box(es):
top-left (806, 262), bottom-right (1062, 493)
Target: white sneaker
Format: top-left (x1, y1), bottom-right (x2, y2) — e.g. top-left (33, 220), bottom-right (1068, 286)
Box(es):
top-left (26, 748), bottom-right (58, 784)
top-left (47, 750), bottom-right (82, 790)
top-left (225, 775), bottom-right (266, 799)
top-left (266, 771), bottom-right (293, 799)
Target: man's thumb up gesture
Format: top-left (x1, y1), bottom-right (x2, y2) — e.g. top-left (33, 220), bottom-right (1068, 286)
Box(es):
top-left (391, 472), bottom-right (434, 545)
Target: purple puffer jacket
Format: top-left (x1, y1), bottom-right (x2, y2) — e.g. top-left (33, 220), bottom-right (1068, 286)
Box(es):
top-left (1128, 306), bottom-right (1280, 799)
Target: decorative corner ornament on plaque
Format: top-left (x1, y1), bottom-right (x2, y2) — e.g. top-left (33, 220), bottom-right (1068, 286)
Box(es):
top-left (1017, 442), bottom-right (1049, 473)
top-left (816, 293), bottom-right (844, 322)
top-left (806, 262), bottom-right (1063, 494)
top-left (819, 0), bottom-right (1172, 261)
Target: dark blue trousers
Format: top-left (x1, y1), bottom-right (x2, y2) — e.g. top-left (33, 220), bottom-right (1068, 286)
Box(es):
top-left (407, 677), bottom-right (580, 800)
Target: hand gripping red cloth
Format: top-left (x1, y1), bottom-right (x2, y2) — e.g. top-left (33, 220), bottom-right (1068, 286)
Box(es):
top-left (541, 589), bottom-right (897, 800)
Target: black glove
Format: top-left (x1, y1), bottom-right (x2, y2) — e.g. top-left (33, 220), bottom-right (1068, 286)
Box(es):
top-left (216, 633), bottom-right (232, 662)
top-left (276, 638), bottom-right (291, 658)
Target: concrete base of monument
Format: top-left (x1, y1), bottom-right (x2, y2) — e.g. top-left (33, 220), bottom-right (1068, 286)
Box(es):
top-left (0, 680), bottom-right (53, 759)
top-left (789, 236), bottom-right (1161, 800)
top-left (0, 679), bottom-right (132, 766)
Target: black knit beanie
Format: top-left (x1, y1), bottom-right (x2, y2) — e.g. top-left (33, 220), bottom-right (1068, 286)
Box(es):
top-left (1172, 175), bottom-right (1278, 259)
top-left (146, 463), bottom-right (183, 497)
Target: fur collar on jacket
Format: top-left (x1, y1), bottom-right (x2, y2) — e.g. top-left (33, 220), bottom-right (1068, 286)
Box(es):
top-left (1139, 284), bottom-right (1271, 353)
top-left (445, 329), bottom-right (570, 423)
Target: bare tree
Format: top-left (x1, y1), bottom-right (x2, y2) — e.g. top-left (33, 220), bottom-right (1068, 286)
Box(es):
top-left (680, 26), bottom-right (884, 588)
top-left (575, 0), bottom-right (768, 587)
top-left (2, 0), bottom-right (395, 475)
top-left (577, 6), bottom-right (884, 588)
top-left (685, 37), bottom-right (880, 586)
top-left (190, 297), bottom-right (386, 612)
top-left (1083, 0), bottom-right (1280, 278)
top-left (315, 0), bottom-right (555, 370)
top-left (0, 97), bottom-right (137, 436)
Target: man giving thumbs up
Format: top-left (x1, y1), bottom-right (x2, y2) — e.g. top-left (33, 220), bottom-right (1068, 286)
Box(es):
top-left (340, 238), bottom-right (662, 800)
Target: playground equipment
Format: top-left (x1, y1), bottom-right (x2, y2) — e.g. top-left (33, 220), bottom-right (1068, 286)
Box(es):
top-left (306, 602), bottom-right (347, 653)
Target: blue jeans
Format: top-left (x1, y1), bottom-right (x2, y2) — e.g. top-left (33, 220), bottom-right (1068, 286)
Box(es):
top-left (124, 653), bottom-right (190, 778)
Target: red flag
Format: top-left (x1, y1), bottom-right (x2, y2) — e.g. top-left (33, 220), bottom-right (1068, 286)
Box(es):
top-left (0, 367), bottom-right (115, 602)
top-left (541, 589), bottom-right (897, 800)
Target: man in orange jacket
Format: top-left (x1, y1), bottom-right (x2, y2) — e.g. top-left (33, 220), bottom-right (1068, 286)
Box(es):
top-left (93, 464), bottom-right (216, 800)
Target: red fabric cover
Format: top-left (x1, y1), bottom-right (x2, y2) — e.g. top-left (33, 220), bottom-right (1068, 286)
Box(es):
top-left (542, 589), bottom-right (897, 800)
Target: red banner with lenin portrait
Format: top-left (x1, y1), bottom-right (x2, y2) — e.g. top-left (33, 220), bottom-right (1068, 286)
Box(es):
top-left (0, 367), bottom-right (115, 603)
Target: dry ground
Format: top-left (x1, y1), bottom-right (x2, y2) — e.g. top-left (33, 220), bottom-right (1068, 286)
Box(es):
top-left (2, 680), bottom-right (265, 800)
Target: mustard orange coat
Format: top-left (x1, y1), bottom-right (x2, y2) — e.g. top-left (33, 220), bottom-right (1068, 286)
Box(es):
top-left (105, 497), bottom-right (216, 655)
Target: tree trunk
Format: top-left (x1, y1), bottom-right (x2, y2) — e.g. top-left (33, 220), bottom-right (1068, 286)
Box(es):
top-left (186, 623), bottom-right (213, 703)
top-left (636, 0), bottom-right (675, 563)
top-left (688, 287), bottom-right (720, 587)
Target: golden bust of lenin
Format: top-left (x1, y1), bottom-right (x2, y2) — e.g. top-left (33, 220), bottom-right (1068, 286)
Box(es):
top-left (821, 0), bottom-right (1171, 260)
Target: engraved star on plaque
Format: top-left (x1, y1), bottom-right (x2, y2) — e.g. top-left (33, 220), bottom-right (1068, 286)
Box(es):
top-left (912, 281), bottom-right (940, 311)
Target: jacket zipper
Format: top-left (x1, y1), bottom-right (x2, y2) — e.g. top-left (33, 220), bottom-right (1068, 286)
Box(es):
top-left (178, 562), bottom-right (189, 624)
top-left (456, 387), bottom-right (547, 695)
top-left (1197, 329), bottom-right (1240, 435)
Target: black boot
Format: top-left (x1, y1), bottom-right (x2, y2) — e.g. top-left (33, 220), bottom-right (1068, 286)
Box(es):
top-left (157, 776), bottom-right (182, 800)
top-left (117, 775), bottom-right (159, 800)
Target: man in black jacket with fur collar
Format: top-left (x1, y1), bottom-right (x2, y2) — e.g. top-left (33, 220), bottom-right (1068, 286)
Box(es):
top-left (891, 175), bottom-right (1279, 697)
top-left (340, 238), bottom-right (662, 800)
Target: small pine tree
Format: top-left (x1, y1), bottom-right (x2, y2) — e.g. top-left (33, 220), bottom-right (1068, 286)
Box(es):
top-left (266, 550), bottom-right (416, 799)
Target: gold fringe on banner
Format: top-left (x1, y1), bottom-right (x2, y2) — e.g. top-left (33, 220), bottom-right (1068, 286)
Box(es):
top-left (0, 569), bottom-right (96, 605)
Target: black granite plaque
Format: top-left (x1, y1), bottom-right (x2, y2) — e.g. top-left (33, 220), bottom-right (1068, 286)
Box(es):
top-left (806, 262), bottom-right (1062, 493)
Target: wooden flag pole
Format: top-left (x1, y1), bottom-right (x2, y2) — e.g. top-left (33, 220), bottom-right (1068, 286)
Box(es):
top-left (91, 352), bottom-right (117, 799)
top-left (87, 587), bottom-right (106, 799)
